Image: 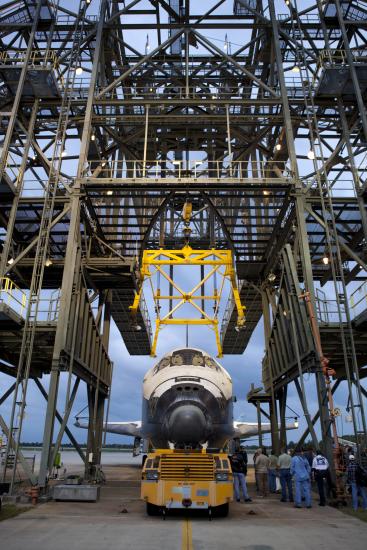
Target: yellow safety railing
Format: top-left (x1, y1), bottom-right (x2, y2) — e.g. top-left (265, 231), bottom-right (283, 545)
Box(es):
top-left (0, 277), bottom-right (26, 317)
top-left (0, 50), bottom-right (59, 68)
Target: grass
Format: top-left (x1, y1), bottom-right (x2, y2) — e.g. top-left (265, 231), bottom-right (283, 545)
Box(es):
top-left (0, 504), bottom-right (30, 522)
top-left (338, 506), bottom-right (367, 523)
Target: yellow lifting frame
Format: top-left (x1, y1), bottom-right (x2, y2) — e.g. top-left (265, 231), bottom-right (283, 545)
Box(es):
top-left (130, 246), bottom-right (246, 357)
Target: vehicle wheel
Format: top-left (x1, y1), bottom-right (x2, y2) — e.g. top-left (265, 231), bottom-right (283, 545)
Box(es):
top-left (146, 502), bottom-right (160, 516)
top-left (213, 503), bottom-right (229, 518)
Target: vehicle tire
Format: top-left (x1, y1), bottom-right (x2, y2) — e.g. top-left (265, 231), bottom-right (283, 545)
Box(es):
top-left (213, 503), bottom-right (229, 518)
top-left (146, 502), bottom-right (160, 516)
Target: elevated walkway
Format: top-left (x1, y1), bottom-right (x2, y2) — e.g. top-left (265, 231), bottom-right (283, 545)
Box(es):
top-left (314, 50), bottom-right (367, 99)
top-left (0, 171), bottom-right (16, 197)
top-left (220, 282), bottom-right (262, 354)
top-left (83, 257), bottom-right (152, 355)
top-left (262, 248), bottom-right (367, 392)
top-left (0, 279), bottom-right (113, 394)
top-left (111, 287), bottom-right (152, 355)
top-left (0, 50), bottom-right (60, 99)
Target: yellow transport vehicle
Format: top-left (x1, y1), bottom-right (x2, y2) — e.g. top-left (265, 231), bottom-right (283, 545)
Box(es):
top-left (141, 449), bottom-right (233, 518)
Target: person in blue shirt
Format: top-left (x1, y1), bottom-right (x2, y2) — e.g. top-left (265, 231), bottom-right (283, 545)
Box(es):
top-left (290, 448), bottom-right (312, 508)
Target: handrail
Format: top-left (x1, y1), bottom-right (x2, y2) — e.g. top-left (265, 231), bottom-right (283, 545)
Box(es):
top-left (0, 278), bottom-right (60, 321)
top-left (315, 279), bottom-right (367, 324)
top-left (0, 50), bottom-right (58, 68)
top-left (86, 159), bottom-right (291, 180)
top-left (0, 277), bottom-right (26, 317)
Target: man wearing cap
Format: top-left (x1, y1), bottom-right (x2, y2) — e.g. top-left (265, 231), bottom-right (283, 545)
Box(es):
top-left (347, 454), bottom-right (367, 511)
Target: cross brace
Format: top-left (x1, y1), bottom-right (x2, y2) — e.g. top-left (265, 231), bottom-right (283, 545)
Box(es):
top-left (130, 246), bottom-right (245, 357)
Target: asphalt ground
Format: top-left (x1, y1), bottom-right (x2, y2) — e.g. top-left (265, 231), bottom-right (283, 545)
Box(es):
top-left (1, 463), bottom-right (367, 550)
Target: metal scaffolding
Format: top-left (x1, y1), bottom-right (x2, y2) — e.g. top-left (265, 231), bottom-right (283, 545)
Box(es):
top-left (0, 0), bottom-right (367, 491)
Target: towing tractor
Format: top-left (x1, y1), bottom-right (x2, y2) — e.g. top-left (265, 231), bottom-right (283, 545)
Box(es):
top-left (141, 448), bottom-right (233, 518)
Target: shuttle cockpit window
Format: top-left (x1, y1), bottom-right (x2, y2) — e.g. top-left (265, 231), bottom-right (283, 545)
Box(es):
top-left (205, 357), bottom-right (220, 370)
top-left (153, 356), bottom-right (171, 374)
top-left (171, 354), bottom-right (184, 366)
top-left (192, 353), bottom-right (204, 366)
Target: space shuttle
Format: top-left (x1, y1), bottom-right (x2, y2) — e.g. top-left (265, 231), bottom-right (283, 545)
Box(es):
top-left (75, 348), bottom-right (296, 450)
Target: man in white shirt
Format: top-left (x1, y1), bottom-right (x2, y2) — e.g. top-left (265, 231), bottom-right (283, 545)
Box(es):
top-left (312, 450), bottom-right (329, 506)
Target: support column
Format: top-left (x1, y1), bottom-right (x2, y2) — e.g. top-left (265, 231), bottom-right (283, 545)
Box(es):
top-left (257, 402), bottom-right (263, 448)
top-left (262, 289), bottom-right (279, 453)
top-left (85, 387), bottom-right (105, 482)
top-left (335, 0), bottom-right (367, 142)
top-left (40, 0), bottom-right (107, 489)
top-left (0, 1), bottom-right (42, 183)
top-left (269, 0), bottom-right (334, 465)
top-left (279, 387), bottom-right (288, 450)
top-left (338, 99), bottom-right (367, 242)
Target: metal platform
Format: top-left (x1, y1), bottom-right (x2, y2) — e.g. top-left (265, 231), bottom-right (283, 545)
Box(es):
top-left (221, 283), bottom-right (263, 355)
top-left (0, 302), bottom-right (23, 329)
top-left (316, 65), bottom-right (367, 98)
top-left (0, 67), bottom-right (59, 98)
top-left (0, 172), bottom-right (15, 197)
top-left (111, 287), bottom-right (152, 355)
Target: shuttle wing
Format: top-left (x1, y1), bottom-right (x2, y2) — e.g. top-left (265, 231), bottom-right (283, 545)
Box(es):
top-left (233, 421), bottom-right (297, 438)
top-left (75, 419), bottom-right (142, 437)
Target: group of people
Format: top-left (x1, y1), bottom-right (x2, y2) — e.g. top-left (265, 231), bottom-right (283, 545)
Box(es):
top-left (229, 446), bottom-right (367, 511)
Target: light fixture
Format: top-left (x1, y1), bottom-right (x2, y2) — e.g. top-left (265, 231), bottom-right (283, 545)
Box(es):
top-left (106, 190), bottom-right (113, 196)
top-left (133, 324), bottom-right (142, 331)
top-left (212, 94), bottom-right (217, 99)
top-left (75, 66), bottom-right (83, 75)
top-left (7, 257), bottom-right (14, 265)
top-left (268, 272), bottom-right (276, 283)
top-left (291, 65), bottom-right (300, 73)
top-left (32, 155), bottom-right (36, 160)
top-left (283, 310), bottom-right (287, 317)
top-left (294, 417), bottom-right (299, 428)
top-left (263, 190), bottom-right (270, 196)
top-left (322, 255), bottom-right (329, 265)
top-left (90, 133), bottom-right (95, 141)
top-left (101, 160), bottom-right (106, 167)
top-left (275, 143), bottom-right (281, 151)
top-left (45, 258), bottom-right (53, 267)
top-left (307, 149), bottom-right (315, 160)
top-left (149, 87), bottom-right (153, 92)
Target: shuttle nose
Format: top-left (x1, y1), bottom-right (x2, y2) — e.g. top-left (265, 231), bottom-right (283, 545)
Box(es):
top-left (167, 404), bottom-right (208, 444)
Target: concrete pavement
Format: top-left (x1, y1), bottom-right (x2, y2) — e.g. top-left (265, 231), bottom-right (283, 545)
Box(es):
top-left (1, 464), bottom-right (367, 550)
